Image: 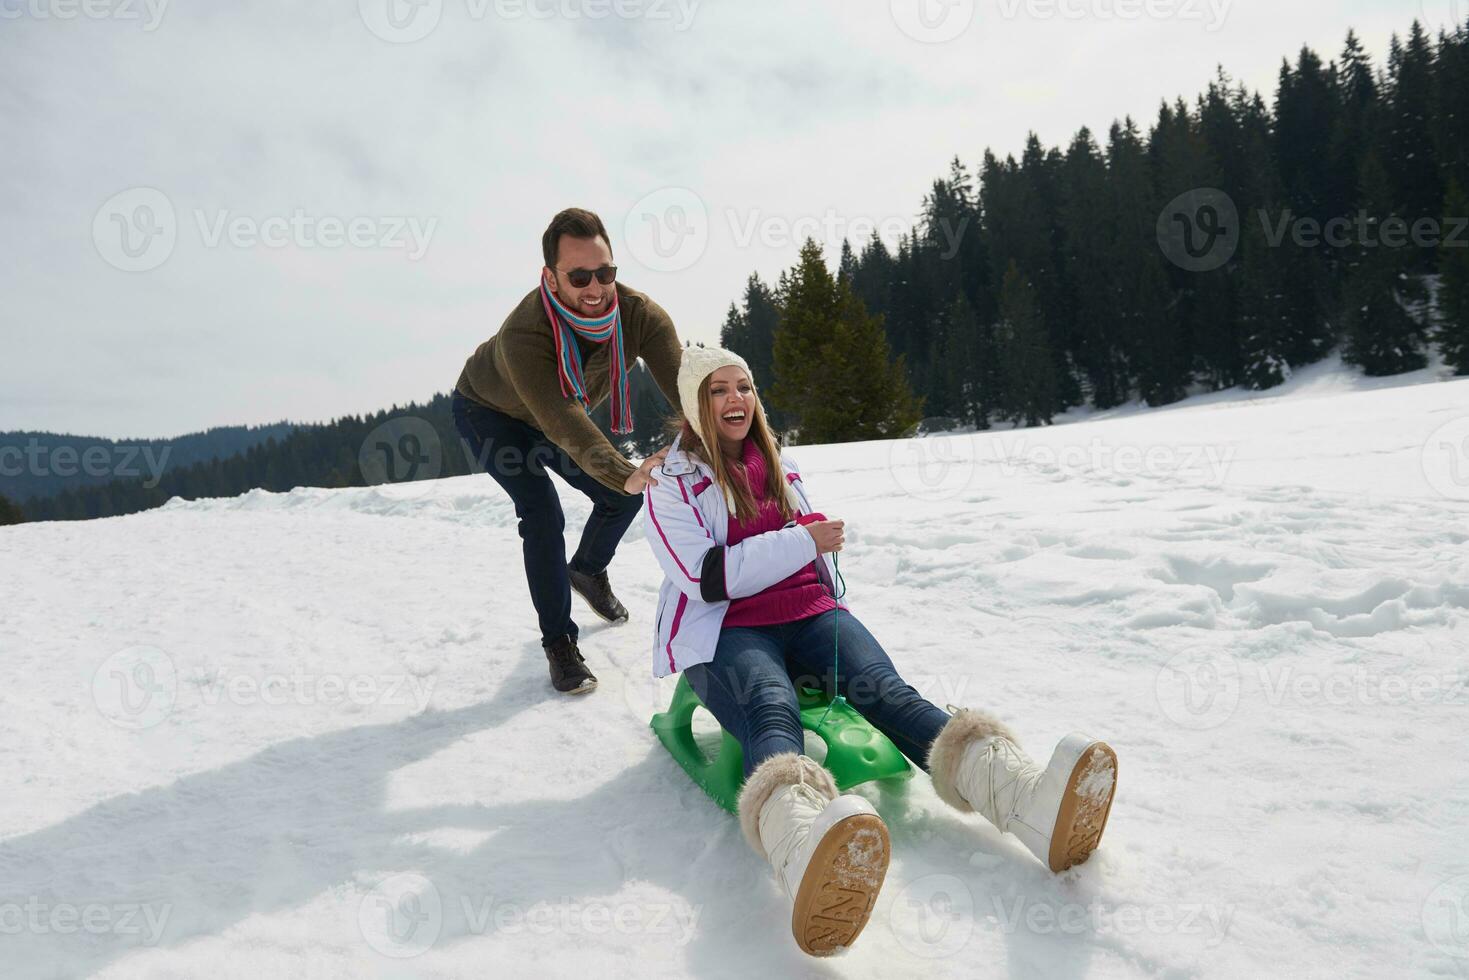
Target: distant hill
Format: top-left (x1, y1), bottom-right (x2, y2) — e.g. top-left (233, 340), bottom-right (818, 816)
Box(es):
top-left (14, 363), bottom-right (672, 524)
top-left (0, 423), bottom-right (299, 502)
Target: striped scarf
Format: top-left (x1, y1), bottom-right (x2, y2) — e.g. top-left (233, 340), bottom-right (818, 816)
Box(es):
top-left (540, 277), bottom-right (633, 434)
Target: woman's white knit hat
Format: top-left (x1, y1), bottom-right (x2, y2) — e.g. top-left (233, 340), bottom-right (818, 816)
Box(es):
top-left (677, 345), bottom-right (752, 448)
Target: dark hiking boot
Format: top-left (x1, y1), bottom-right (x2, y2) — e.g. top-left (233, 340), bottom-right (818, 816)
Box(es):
top-left (568, 564), bottom-right (630, 625)
top-left (544, 635), bottom-right (597, 695)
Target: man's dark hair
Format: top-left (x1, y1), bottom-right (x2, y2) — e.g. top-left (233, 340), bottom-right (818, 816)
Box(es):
top-left (542, 208), bottom-right (613, 269)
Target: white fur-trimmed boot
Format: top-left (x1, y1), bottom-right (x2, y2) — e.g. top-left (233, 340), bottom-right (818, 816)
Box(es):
top-left (928, 710), bottom-right (1117, 872)
top-left (737, 753), bottom-right (891, 956)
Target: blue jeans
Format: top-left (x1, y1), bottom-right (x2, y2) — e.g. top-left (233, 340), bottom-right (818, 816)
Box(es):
top-left (685, 608), bottom-right (952, 777)
top-left (452, 391), bottom-right (644, 647)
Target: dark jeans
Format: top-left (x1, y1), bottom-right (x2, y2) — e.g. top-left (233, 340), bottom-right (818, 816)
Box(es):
top-left (452, 391), bottom-right (643, 647)
top-left (685, 608), bottom-right (952, 777)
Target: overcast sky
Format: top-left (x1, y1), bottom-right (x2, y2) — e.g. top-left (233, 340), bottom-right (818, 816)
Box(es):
top-left (1, 0), bottom-right (1452, 438)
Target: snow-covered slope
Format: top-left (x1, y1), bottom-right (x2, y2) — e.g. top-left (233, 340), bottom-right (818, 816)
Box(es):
top-left (2, 369), bottom-right (1467, 979)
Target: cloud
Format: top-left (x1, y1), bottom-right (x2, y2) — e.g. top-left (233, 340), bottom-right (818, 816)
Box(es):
top-left (0, 0), bottom-right (1425, 436)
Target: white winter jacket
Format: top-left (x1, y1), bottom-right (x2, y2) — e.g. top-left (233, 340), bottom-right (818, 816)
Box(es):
top-left (643, 432), bottom-right (840, 677)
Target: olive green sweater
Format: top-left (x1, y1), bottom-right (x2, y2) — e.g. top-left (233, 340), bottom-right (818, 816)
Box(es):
top-left (455, 283), bottom-right (683, 493)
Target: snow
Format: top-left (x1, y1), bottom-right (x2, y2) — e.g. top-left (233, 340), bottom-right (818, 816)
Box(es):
top-left (2, 365), bottom-right (1468, 979)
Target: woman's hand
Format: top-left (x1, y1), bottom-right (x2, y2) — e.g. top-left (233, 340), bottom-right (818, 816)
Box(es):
top-left (804, 518), bottom-right (845, 554)
top-left (623, 448), bottom-right (670, 494)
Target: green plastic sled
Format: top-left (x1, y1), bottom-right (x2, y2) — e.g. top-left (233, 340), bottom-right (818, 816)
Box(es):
top-left (650, 673), bottom-right (913, 814)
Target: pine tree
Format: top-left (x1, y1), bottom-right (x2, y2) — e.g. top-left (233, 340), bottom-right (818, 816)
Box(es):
top-left (0, 492), bottom-right (23, 526)
top-left (1328, 30), bottom-right (1379, 226)
top-left (995, 262), bottom-right (1057, 426)
top-left (1342, 152), bottom-right (1430, 374)
top-left (1383, 22), bottom-right (1443, 271)
top-left (1062, 126), bottom-right (1126, 407)
top-left (769, 239), bottom-right (923, 444)
top-left (1433, 20), bottom-right (1469, 199)
top-left (1438, 180), bottom-right (1469, 373)
top-left (1274, 46), bottom-right (1338, 226)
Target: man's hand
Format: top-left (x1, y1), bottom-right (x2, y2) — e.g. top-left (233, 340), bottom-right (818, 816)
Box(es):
top-left (624, 448), bottom-right (670, 494)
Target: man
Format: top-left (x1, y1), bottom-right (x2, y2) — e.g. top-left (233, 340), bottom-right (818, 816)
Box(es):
top-left (452, 208), bottom-right (682, 695)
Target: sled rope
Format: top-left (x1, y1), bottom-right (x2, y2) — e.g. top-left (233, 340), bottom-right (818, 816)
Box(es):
top-left (816, 552), bottom-right (848, 729)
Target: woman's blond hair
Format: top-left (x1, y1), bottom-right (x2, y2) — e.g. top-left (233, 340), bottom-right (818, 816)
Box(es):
top-left (667, 370), bottom-right (792, 524)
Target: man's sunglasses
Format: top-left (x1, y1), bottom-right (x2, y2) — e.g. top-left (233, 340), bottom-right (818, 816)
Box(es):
top-left (556, 264), bottom-right (618, 289)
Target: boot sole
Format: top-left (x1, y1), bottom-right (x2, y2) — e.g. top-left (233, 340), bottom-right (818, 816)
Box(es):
top-left (570, 585), bottom-right (629, 626)
top-left (554, 677), bottom-right (598, 695)
top-left (1048, 740), bottom-right (1118, 872)
top-left (790, 812), bottom-right (890, 956)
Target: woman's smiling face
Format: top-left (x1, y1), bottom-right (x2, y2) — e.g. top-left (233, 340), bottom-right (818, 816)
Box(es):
top-left (707, 365), bottom-right (754, 446)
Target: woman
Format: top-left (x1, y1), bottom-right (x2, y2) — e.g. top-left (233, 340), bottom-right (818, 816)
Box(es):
top-left (643, 347), bottom-right (1119, 957)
